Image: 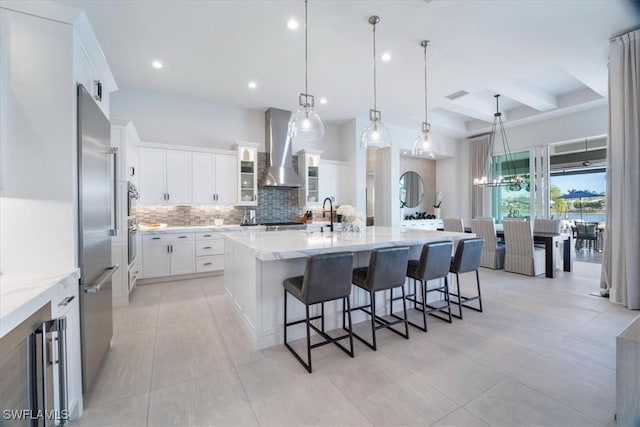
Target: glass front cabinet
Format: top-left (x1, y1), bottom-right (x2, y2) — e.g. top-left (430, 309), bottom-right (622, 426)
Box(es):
top-left (234, 142), bottom-right (259, 206)
top-left (297, 149), bottom-right (322, 207)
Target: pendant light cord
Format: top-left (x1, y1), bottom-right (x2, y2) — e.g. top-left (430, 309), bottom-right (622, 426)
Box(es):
top-left (423, 41), bottom-right (428, 124)
top-left (372, 21), bottom-right (377, 111)
top-left (304, 0), bottom-right (308, 96)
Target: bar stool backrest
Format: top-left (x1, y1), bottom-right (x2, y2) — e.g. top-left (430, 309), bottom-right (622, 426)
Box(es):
top-left (451, 238), bottom-right (484, 274)
top-left (302, 252), bottom-right (355, 304)
top-left (416, 241), bottom-right (454, 281)
top-left (366, 246), bottom-right (409, 291)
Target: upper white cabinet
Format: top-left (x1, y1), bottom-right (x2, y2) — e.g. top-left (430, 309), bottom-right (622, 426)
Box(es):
top-left (192, 153), bottom-right (237, 204)
top-left (234, 142), bottom-right (259, 206)
top-left (138, 148), bottom-right (192, 205)
top-left (297, 149), bottom-right (322, 207)
top-left (319, 160), bottom-right (347, 204)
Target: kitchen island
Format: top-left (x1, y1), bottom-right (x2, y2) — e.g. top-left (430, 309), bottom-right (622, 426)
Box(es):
top-left (224, 226), bottom-right (472, 349)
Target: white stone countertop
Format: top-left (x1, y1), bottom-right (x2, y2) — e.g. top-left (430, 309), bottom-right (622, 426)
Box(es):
top-left (224, 226), bottom-right (473, 261)
top-left (138, 224), bottom-right (266, 234)
top-left (0, 269), bottom-right (80, 338)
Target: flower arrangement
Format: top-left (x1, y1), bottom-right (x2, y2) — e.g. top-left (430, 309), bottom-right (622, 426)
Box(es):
top-left (433, 191), bottom-right (443, 208)
top-left (336, 204), bottom-right (364, 233)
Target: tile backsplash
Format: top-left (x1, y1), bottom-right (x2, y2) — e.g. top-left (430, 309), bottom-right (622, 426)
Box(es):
top-left (134, 152), bottom-right (314, 226)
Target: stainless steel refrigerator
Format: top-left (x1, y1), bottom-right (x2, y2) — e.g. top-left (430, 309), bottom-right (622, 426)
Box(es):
top-left (77, 85), bottom-right (118, 394)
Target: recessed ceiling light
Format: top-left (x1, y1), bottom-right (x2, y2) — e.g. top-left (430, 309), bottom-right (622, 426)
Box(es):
top-left (248, 81), bottom-right (257, 89)
top-left (287, 19), bottom-right (299, 30)
top-left (319, 98), bottom-right (327, 105)
top-left (381, 52), bottom-right (391, 62)
top-left (152, 60), bottom-right (163, 69)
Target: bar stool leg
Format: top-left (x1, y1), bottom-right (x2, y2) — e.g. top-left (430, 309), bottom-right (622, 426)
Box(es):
top-left (321, 302), bottom-right (325, 333)
top-left (420, 279), bottom-right (428, 332)
top-left (370, 291), bottom-right (377, 351)
top-left (305, 305), bottom-right (312, 373)
top-left (283, 288), bottom-right (288, 344)
top-left (475, 270), bottom-right (483, 312)
top-left (452, 272), bottom-right (463, 319)
top-left (401, 284), bottom-right (410, 339)
top-left (346, 296), bottom-right (354, 357)
top-left (445, 276), bottom-right (452, 323)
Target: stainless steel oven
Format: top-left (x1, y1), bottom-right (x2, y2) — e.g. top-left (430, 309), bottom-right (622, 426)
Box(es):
top-left (127, 182), bottom-right (139, 217)
top-left (127, 217), bottom-right (137, 265)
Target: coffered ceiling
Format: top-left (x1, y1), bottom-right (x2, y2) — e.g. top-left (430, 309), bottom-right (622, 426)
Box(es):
top-left (61, 0), bottom-right (639, 137)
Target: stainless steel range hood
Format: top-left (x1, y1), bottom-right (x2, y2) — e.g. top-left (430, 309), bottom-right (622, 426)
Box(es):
top-left (261, 108), bottom-right (303, 187)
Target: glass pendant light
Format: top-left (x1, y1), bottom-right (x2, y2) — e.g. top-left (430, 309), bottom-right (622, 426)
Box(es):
top-left (361, 16), bottom-right (392, 149)
top-left (288, 0), bottom-right (324, 141)
top-left (412, 40), bottom-right (440, 158)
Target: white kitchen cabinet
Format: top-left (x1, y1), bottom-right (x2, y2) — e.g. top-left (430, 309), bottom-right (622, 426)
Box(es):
top-left (297, 149), bottom-right (322, 207)
top-left (192, 153), bottom-right (237, 204)
top-left (195, 232), bottom-right (225, 273)
top-left (142, 233), bottom-right (195, 278)
top-left (138, 148), bottom-right (192, 205)
top-left (320, 160), bottom-right (347, 204)
top-left (111, 118), bottom-right (141, 184)
top-left (234, 142), bottom-right (259, 206)
top-left (51, 275), bottom-right (83, 420)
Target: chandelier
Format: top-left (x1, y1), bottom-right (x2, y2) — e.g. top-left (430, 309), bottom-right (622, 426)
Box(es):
top-left (473, 94), bottom-right (525, 191)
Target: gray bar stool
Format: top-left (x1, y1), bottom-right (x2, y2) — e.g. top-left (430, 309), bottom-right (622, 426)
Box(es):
top-left (348, 246), bottom-right (410, 351)
top-left (283, 251), bottom-right (355, 373)
top-left (449, 238), bottom-right (484, 319)
top-left (404, 240), bottom-right (454, 331)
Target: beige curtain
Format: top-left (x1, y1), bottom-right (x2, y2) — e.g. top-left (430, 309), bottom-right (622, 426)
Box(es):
top-left (470, 135), bottom-right (491, 219)
top-left (601, 29), bottom-right (640, 309)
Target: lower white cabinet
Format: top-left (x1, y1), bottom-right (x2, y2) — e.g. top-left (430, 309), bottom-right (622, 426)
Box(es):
top-left (142, 233), bottom-right (195, 278)
top-left (51, 276), bottom-right (83, 420)
top-left (195, 232), bottom-right (225, 273)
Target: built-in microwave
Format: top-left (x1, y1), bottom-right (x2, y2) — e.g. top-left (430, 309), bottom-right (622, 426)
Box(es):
top-left (127, 182), bottom-right (139, 217)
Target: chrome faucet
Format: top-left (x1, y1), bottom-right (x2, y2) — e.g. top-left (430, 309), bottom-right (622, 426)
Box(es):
top-left (322, 197), bottom-right (334, 232)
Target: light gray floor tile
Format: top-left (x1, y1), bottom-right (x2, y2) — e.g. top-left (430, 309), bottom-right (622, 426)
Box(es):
top-left (84, 329), bottom-right (155, 408)
top-left (72, 393), bottom-right (149, 427)
top-left (432, 407), bottom-right (490, 427)
top-left (510, 353), bottom-right (617, 423)
top-left (464, 379), bottom-right (601, 426)
top-left (237, 365), bottom-right (371, 426)
top-left (148, 369), bottom-right (257, 426)
top-left (151, 317), bottom-right (233, 390)
top-left (458, 336), bottom-right (540, 376)
top-left (157, 292), bottom-right (212, 327)
top-left (412, 353), bottom-right (506, 405)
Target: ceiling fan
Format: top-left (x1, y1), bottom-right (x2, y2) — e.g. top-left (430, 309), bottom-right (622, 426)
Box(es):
top-left (582, 139), bottom-right (592, 167)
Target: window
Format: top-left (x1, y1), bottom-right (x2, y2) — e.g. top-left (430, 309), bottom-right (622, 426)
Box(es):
top-left (491, 151), bottom-right (531, 223)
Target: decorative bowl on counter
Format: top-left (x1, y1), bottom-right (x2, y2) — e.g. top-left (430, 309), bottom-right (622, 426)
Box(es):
top-left (214, 218), bottom-right (224, 226)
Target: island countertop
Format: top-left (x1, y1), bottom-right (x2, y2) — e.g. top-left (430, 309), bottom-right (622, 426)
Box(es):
top-left (224, 226), bottom-right (473, 261)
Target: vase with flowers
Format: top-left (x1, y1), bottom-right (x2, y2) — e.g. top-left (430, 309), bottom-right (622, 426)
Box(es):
top-left (336, 204), bottom-right (364, 235)
top-left (433, 191), bottom-right (443, 219)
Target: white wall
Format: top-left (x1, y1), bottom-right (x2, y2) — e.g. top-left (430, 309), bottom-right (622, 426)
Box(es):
top-left (110, 87), bottom-right (347, 161)
top-left (438, 105), bottom-right (608, 224)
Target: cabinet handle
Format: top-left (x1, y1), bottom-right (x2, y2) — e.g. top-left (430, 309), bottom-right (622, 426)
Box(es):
top-left (203, 246), bottom-right (212, 249)
top-left (253, 194), bottom-right (257, 201)
top-left (178, 236), bottom-right (188, 239)
top-left (203, 234), bottom-right (212, 237)
top-left (93, 79), bottom-right (102, 102)
top-left (167, 193), bottom-right (170, 201)
top-left (203, 262), bottom-right (212, 266)
top-left (58, 296), bottom-right (75, 307)
top-left (152, 237), bottom-right (161, 240)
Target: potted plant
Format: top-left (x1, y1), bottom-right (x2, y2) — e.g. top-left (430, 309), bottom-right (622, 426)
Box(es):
top-left (433, 192), bottom-right (443, 219)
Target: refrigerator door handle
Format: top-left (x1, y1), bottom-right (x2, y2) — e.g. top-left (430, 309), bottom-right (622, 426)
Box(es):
top-left (108, 147), bottom-right (118, 237)
top-left (84, 265), bottom-right (119, 294)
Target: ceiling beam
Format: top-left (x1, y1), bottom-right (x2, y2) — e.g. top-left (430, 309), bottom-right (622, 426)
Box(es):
top-left (494, 80), bottom-right (558, 112)
top-left (437, 99), bottom-right (495, 123)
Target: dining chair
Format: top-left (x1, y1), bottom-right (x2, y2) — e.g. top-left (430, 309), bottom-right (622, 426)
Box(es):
top-left (443, 218), bottom-right (464, 233)
top-left (503, 220), bottom-right (545, 276)
top-left (533, 218), bottom-right (563, 268)
top-left (576, 223), bottom-right (598, 251)
top-left (470, 218), bottom-right (504, 269)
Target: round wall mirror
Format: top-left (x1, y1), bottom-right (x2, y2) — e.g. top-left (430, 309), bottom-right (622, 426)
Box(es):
top-left (399, 171), bottom-right (424, 208)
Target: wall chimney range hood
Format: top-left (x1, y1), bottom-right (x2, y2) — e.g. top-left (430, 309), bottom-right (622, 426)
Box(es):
top-left (261, 108), bottom-right (303, 187)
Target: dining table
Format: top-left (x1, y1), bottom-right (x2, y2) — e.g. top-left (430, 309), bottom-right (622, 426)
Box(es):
top-left (459, 225), bottom-right (573, 278)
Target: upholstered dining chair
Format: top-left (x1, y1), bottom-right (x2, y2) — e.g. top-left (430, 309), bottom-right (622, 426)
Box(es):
top-left (533, 218), bottom-right (563, 268)
top-left (443, 218), bottom-right (464, 233)
top-left (470, 218), bottom-right (505, 269)
top-left (503, 220), bottom-right (545, 276)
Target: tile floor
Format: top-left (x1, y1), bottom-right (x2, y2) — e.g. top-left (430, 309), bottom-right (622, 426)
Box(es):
top-left (74, 262), bottom-right (638, 426)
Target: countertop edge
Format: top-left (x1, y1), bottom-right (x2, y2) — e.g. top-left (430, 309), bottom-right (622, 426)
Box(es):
top-left (0, 269), bottom-right (80, 338)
